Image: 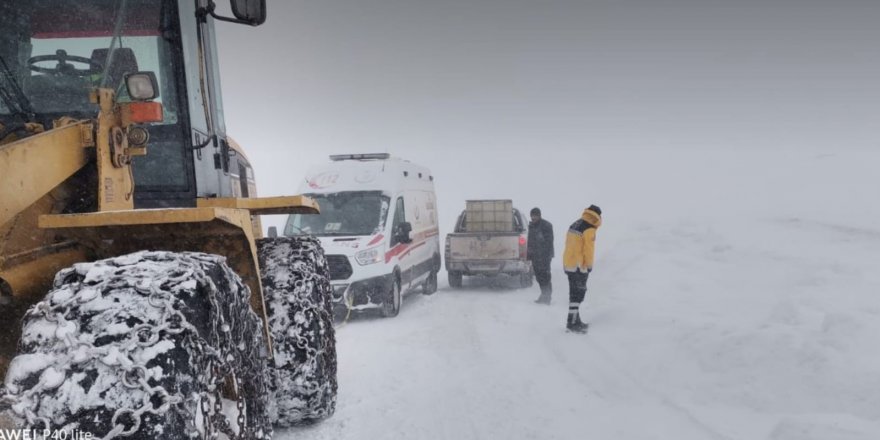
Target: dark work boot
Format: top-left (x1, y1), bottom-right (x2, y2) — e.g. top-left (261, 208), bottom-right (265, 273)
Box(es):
top-left (574, 314), bottom-right (589, 331)
top-left (566, 303), bottom-right (588, 334)
top-left (534, 284), bottom-right (552, 304)
top-left (566, 319), bottom-right (588, 334)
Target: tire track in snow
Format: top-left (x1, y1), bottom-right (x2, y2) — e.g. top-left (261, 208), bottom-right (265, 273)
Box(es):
top-left (280, 284), bottom-right (734, 440)
top-left (550, 331), bottom-right (734, 440)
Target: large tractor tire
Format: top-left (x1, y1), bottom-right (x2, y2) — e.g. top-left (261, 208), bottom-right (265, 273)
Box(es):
top-left (257, 236), bottom-right (337, 426)
top-left (2, 252), bottom-right (272, 439)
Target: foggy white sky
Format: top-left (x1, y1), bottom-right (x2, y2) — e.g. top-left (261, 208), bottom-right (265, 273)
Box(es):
top-left (208, 6), bottom-right (879, 437)
top-left (213, 0), bottom-right (880, 232)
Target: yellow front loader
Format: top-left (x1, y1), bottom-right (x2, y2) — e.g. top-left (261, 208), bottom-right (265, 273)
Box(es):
top-left (0, 1), bottom-right (336, 438)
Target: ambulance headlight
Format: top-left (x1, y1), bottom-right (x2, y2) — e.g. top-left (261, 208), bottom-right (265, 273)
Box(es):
top-left (355, 247), bottom-right (384, 265)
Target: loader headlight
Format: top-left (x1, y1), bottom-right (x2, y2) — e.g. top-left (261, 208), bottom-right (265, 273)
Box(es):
top-left (355, 247), bottom-right (384, 265)
top-left (125, 72), bottom-right (159, 101)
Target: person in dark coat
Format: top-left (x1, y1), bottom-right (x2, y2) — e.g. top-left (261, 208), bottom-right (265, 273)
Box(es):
top-left (527, 207), bottom-right (555, 304)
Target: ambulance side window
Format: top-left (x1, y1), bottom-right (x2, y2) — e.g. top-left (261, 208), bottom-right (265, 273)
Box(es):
top-left (391, 197), bottom-right (406, 245)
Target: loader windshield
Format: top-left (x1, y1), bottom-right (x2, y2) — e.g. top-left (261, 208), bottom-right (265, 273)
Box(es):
top-left (0, 0), bottom-right (180, 120)
top-left (285, 192), bottom-right (391, 237)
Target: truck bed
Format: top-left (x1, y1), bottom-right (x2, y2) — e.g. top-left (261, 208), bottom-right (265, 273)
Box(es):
top-left (445, 203), bottom-right (531, 278)
top-left (446, 232), bottom-right (530, 276)
top-left (448, 232), bottom-right (522, 261)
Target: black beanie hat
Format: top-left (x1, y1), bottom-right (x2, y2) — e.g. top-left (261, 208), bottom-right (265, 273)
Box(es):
top-left (588, 205), bottom-right (602, 216)
top-left (530, 207), bottom-right (541, 216)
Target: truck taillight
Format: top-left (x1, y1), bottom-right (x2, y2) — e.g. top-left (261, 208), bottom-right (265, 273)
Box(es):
top-left (519, 234), bottom-right (527, 258)
top-left (519, 236), bottom-right (527, 246)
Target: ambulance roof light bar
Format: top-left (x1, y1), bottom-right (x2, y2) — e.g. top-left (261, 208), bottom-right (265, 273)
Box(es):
top-left (330, 153), bottom-right (391, 161)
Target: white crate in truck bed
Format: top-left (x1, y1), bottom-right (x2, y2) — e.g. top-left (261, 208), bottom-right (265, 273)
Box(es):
top-left (464, 199), bottom-right (514, 232)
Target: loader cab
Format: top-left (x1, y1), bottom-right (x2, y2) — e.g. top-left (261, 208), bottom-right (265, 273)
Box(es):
top-left (0, 0), bottom-right (265, 208)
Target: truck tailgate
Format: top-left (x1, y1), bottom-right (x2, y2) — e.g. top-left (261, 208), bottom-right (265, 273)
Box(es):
top-left (448, 233), bottom-right (521, 260)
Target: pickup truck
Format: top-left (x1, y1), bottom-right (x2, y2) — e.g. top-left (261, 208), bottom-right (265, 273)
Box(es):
top-left (444, 200), bottom-right (534, 288)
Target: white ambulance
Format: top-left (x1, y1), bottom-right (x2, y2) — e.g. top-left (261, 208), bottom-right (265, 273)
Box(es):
top-left (283, 154), bottom-right (441, 317)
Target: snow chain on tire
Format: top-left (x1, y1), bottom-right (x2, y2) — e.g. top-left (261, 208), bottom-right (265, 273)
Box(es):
top-left (1, 251), bottom-right (273, 440)
top-left (257, 236), bottom-right (337, 426)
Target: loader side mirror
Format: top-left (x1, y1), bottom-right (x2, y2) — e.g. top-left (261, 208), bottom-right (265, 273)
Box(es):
top-left (231, 0), bottom-right (267, 25)
top-left (267, 226), bottom-right (278, 238)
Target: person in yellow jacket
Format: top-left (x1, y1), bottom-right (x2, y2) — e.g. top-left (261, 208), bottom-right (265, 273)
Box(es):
top-left (562, 205), bottom-right (602, 333)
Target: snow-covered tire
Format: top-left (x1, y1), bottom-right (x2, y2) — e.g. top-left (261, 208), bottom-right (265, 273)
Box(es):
top-left (423, 270), bottom-right (438, 295)
top-left (2, 251), bottom-right (272, 439)
top-left (519, 271), bottom-right (534, 288)
top-left (257, 236), bottom-right (337, 426)
top-left (380, 277), bottom-right (401, 318)
top-left (423, 254), bottom-right (440, 295)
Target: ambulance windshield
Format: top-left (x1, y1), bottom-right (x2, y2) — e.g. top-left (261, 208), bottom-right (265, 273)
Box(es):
top-left (285, 191), bottom-right (390, 237)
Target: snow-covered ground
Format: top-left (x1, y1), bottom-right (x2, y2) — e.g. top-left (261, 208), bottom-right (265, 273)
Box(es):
top-left (277, 149), bottom-right (880, 440)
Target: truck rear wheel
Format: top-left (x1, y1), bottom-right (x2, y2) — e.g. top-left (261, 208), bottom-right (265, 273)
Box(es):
top-left (448, 271), bottom-right (463, 289)
top-left (3, 251), bottom-right (272, 439)
top-left (257, 236), bottom-right (337, 426)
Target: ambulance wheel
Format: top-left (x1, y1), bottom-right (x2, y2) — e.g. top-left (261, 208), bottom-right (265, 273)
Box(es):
top-left (423, 270), bottom-right (438, 295)
top-left (381, 277), bottom-right (401, 318)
